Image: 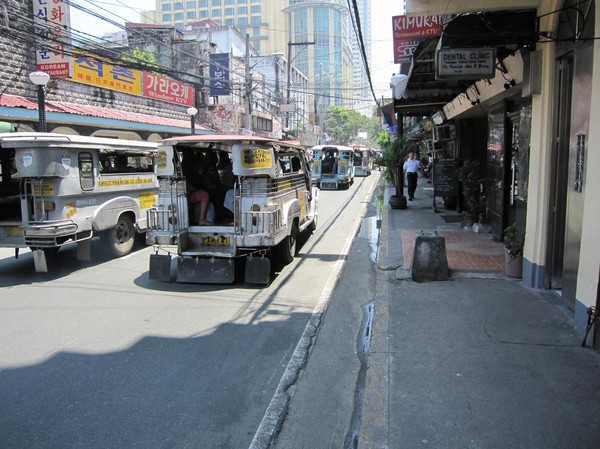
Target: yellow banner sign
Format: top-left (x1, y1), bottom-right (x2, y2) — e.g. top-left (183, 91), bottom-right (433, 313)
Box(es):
top-left (72, 55), bottom-right (143, 96)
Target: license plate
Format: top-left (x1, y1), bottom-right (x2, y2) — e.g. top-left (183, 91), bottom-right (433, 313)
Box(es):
top-left (202, 235), bottom-right (230, 246)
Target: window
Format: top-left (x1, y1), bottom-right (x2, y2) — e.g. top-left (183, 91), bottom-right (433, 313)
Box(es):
top-left (186, 1), bottom-right (196, 8)
top-left (225, 18), bottom-right (234, 25)
top-left (225, 0), bottom-right (234, 4)
top-left (175, 12), bottom-right (184, 20)
top-left (99, 153), bottom-right (154, 175)
top-left (250, 5), bottom-right (260, 13)
top-left (199, 0), bottom-right (208, 6)
top-left (187, 11), bottom-right (197, 19)
top-left (162, 13), bottom-right (172, 21)
top-left (199, 10), bottom-right (208, 17)
top-left (174, 3), bottom-right (183, 10)
top-left (161, 4), bottom-right (171, 11)
top-left (225, 7), bottom-right (234, 15)
top-left (251, 15), bottom-right (261, 25)
top-left (79, 153), bottom-right (94, 191)
top-left (238, 6), bottom-right (247, 14)
top-left (238, 17), bottom-right (247, 25)
top-left (212, 0), bottom-right (221, 5)
top-left (212, 9), bottom-right (221, 16)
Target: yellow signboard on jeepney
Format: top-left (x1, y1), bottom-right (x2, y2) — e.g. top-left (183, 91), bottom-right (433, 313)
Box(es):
top-left (34, 184), bottom-right (54, 196)
top-left (98, 177), bottom-right (154, 188)
top-left (233, 145), bottom-right (277, 177)
top-left (241, 148), bottom-right (272, 168)
top-left (139, 192), bottom-right (157, 209)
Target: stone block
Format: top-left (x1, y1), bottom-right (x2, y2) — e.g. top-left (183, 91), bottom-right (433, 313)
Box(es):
top-left (411, 233), bottom-right (449, 282)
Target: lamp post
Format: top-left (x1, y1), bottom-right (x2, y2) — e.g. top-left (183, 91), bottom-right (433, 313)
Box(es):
top-left (28, 71), bottom-right (51, 132)
top-left (186, 106), bottom-right (198, 135)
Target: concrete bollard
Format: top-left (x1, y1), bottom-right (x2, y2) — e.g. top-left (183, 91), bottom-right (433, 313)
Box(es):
top-left (411, 232), bottom-right (449, 282)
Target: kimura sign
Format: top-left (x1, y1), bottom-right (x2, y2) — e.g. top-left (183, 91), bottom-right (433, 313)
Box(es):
top-left (436, 48), bottom-right (497, 79)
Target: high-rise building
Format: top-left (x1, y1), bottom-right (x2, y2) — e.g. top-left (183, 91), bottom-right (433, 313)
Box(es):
top-left (142, 0), bottom-right (371, 120)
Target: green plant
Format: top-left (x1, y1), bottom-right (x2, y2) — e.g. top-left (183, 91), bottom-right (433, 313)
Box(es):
top-left (457, 159), bottom-right (481, 216)
top-left (373, 133), bottom-right (418, 194)
top-left (503, 223), bottom-right (525, 258)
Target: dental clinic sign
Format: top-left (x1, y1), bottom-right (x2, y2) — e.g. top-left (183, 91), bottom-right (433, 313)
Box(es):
top-left (436, 48), bottom-right (496, 80)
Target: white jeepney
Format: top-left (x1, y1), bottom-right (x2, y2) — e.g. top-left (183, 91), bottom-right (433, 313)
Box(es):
top-left (1, 132), bottom-right (158, 272)
top-left (147, 135), bottom-right (319, 284)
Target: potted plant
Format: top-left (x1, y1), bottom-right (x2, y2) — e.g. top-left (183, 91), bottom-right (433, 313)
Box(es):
top-left (503, 223), bottom-right (525, 278)
top-left (374, 133), bottom-right (417, 209)
top-left (457, 159), bottom-right (481, 224)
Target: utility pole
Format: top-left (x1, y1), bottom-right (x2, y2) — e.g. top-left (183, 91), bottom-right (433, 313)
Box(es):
top-left (285, 40), bottom-right (315, 130)
top-left (244, 33), bottom-right (252, 132)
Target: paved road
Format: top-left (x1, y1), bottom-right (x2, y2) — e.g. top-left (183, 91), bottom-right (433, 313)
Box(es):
top-left (0, 174), bottom-right (379, 449)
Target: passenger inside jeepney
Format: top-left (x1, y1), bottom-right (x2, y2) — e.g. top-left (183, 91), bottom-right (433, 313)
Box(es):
top-left (196, 151), bottom-right (232, 223)
top-left (185, 154), bottom-right (213, 226)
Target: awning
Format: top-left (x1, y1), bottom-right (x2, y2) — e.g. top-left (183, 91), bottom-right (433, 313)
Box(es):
top-left (440, 10), bottom-right (538, 58)
top-left (0, 94), bottom-right (213, 135)
top-left (393, 37), bottom-right (466, 117)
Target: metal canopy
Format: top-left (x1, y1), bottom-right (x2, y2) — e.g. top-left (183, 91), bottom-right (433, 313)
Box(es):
top-left (393, 37), bottom-right (466, 117)
top-left (440, 9), bottom-right (538, 57)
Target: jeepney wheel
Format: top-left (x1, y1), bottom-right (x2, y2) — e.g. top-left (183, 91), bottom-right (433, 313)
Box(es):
top-left (276, 221), bottom-right (298, 265)
top-left (104, 214), bottom-right (135, 257)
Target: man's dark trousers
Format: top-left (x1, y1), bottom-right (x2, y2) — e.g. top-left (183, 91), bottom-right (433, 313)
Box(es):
top-left (406, 172), bottom-right (418, 200)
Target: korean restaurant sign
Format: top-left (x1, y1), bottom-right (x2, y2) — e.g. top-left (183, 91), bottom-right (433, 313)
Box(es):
top-left (73, 55), bottom-right (143, 96)
top-left (393, 15), bottom-right (442, 64)
top-left (71, 54), bottom-right (194, 106)
top-left (436, 48), bottom-right (496, 79)
top-left (32, 0), bottom-right (73, 77)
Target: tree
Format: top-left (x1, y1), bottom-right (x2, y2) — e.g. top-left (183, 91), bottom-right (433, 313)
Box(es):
top-left (121, 48), bottom-right (159, 73)
top-left (325, 106), bottom-right (382, 146)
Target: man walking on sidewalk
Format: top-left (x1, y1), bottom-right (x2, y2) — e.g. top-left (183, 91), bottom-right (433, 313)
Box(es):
top-left (403, 151), bottom-right (421, 201)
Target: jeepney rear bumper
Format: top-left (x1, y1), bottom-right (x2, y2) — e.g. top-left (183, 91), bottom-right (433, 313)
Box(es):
top-left (22, 220), bottom-right (87, 247)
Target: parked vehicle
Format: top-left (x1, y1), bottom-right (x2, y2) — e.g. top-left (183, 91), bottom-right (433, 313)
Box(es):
top-left (311, 144), bottom-right (355, 189)
top-left (1, 132), bottom-right (159, 272)
top-left (352, 144), bottom-right (372, 177)
top-left (147, 135), bottom-right (319, 285)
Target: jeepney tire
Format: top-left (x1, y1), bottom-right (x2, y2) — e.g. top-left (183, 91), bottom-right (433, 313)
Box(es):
top-left (104, 214), bottom-right (136, 258)
top-left (276, 221), bottom-right (298, 265)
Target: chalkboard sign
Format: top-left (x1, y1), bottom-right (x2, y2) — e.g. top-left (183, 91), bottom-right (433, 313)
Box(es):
top-left (433, 159), bottom-right (458, 196)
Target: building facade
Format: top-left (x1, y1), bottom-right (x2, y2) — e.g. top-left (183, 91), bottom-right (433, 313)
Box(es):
top-left (400, 0), bottom-right (600, 349)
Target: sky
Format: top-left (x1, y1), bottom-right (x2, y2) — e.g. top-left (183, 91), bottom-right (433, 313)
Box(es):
top-left (69, 0), bottom-right (404, 101)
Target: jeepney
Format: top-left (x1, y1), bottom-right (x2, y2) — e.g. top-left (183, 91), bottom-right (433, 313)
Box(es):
top-left (147, 135), bottom-right (319, 285)
top-left (1, 132), bottom-right (158, 272)
top-left (311, 144), bottom-right (355, 190)
top-left (352, 144), bottom-right (372, 177)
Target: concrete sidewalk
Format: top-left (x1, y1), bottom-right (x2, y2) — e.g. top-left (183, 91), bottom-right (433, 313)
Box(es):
top-left (358, 178), bottom-right (600, 448)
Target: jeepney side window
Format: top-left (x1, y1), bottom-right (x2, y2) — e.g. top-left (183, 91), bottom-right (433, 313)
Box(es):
top-left (79, 153), bottom-right (94, 191)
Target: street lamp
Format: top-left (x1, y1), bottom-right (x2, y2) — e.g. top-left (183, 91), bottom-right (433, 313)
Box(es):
top-left (186, 106), bottom-right (198, 135)
top-left (28, 71), bottom-right (51, 132)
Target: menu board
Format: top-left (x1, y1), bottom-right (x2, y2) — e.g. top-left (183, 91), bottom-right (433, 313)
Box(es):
top-left (433, 159), bottom-right (458, 196)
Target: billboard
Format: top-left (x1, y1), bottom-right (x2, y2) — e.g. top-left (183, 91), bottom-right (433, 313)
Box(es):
top-left (71, 54), bottom-right (195, 106)
top-left (392, 15), bottom-right (442, 64)
top-left (209, 53), bottom-right (231, 97)
top-left (32, 0), bottom-right (73, 77)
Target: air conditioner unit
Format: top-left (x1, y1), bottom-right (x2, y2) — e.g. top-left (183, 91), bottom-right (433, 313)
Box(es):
top-left (433, 125), bottom-right (453, 141)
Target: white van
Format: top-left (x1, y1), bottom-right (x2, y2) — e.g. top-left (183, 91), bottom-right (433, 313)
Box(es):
top-left (147, 135), bottom-right (319, 284)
